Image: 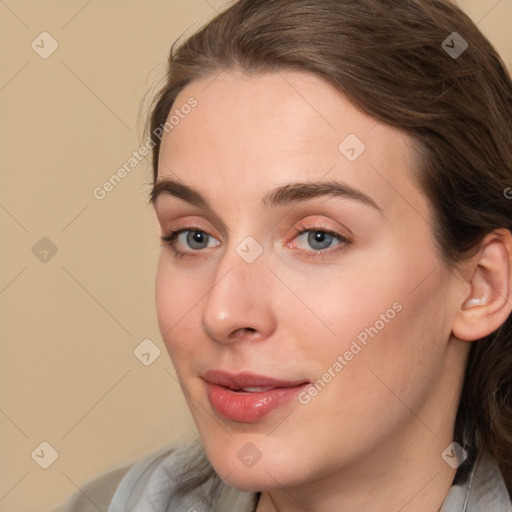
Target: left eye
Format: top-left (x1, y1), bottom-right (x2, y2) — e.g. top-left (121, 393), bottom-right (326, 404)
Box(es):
top-left (295, 230), bottom-right (342, 251)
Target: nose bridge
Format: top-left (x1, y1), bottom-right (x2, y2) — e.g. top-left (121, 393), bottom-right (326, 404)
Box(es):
top-left (200, 236), bottom-right (275, 343)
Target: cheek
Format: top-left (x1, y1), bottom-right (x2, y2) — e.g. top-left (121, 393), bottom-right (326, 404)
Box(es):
top-left (279, 249), bottom-right (403, 359)
top-left (332, 273), bottom-right (450, 420)
top-left (155, 261), bottom-right (177, 337)
top-left (155, 257), bottom-right (204, 362)
top-left (295, 241), bottom-right (449, 394)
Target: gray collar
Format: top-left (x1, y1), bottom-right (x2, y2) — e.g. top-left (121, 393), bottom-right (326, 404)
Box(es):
top-left (439, 450), bottom-right (511, 512)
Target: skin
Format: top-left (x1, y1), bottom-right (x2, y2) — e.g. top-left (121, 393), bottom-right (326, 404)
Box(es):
top-left (152, 70), bottom-right (512, 512)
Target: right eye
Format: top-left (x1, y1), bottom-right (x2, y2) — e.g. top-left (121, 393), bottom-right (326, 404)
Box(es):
top-left (160, 228), bottom-right (221, 258)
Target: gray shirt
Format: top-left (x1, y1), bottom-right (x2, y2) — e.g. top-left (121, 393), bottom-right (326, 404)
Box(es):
top-left (52, 443), bottom-right (511, 512)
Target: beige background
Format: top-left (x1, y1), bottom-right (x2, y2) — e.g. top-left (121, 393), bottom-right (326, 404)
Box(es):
top-left (0, 1), bottom-right (510, 510)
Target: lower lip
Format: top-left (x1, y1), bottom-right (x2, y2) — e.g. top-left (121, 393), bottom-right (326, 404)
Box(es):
top-left (205, 382), bottom-right (309, 423)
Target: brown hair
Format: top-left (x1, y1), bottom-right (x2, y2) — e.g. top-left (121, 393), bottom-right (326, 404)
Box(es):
top-left (147, 0), bottom-right (512, 496)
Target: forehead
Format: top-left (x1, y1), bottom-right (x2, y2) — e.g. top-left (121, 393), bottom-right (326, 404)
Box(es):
top-left (156, 69), bottom-right (428, 222)
top-left (165, 70), bottom-right (361, 160)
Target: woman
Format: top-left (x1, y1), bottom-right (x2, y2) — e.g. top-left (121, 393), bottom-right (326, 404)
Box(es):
top-left (57, 0), bottom-right (512, 511)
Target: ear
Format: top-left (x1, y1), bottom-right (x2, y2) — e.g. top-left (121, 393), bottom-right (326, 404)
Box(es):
top-left (452, 229), bottom-right (512, 342)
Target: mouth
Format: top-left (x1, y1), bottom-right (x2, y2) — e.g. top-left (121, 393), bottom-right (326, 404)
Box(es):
top-left (202, 370), bottom-right (310, 423)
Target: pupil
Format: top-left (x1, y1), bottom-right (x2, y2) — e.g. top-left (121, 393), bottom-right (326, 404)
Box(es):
top-left (310, 231), bottom-right (331, 250)
top-left (188, 231), bottom-right (207, 249)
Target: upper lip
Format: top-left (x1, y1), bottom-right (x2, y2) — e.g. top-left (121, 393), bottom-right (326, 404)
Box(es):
top-left (202, 370), bottom-right (309, 390)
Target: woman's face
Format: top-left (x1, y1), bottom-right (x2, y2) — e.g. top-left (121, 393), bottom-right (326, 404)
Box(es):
top-left (153, 70), bottom-right (466, 492)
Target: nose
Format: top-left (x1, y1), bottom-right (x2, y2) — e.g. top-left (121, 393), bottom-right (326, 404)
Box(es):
top-left (200, 243), bottom-right (277, 345)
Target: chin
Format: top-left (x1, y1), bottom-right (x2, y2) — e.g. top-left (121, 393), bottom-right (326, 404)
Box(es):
top-left (203, 441), bottom-right (301, 493)
top-left (213, 463), bottom-right (284, 493)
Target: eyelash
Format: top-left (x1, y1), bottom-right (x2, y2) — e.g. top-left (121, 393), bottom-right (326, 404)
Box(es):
top-left (160, 222), bottom-right (351, 261)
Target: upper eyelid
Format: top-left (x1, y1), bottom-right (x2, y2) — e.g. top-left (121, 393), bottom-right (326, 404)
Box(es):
top-left (159, 212), bottom-right (350, 233)
top-left (166, 223), bottom-right (345, 237)
top-left (154, 205), bottom-right (231, 237)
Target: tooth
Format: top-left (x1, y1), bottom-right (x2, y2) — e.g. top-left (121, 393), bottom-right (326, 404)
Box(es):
top-left (241, 386), bottom-right (273, 392)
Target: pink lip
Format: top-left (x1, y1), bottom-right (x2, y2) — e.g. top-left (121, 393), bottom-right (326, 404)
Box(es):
top-left (202, 370), bottom-right (309, 423)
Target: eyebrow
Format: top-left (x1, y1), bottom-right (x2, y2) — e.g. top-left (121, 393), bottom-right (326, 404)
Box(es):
top-left (150, 177), bottom-right (383, 215)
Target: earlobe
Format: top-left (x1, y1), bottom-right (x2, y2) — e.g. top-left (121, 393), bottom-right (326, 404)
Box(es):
top-left (452, 229), bottom-right (512, 342)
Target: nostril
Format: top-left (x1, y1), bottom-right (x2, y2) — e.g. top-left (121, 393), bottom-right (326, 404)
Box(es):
top-left (229, 327), bottom-right (258, 341)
